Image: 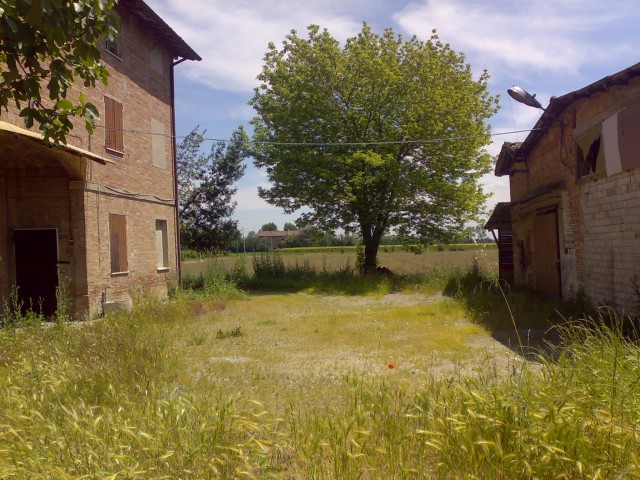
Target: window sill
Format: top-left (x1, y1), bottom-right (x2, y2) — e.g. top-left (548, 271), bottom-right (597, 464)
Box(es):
top-left (106, 50), bottom-right (123, 62)
top-left (105, 147), bottom-right (124, 157)
top-left (157, 267), bottom-right (170, 273)
top-left (111, 271), bottom-right (129, 277)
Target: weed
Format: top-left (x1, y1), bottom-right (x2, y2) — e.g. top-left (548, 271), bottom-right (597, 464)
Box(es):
top-left (216, 326), bottom-right (244, 339)
top-left (188, 334), bottom-right (207, 346)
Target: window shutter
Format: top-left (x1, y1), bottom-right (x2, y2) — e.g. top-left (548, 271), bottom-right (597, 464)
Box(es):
top-left (109, 214), bottom-right (128, 273)
top-left (105, 97), bottom-right (124, 152)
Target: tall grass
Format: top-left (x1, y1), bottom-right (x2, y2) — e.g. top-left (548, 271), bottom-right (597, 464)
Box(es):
top-left (2, 264), bottom-right (640, 477)
top-left (243, 252), bottom-right (457, 295)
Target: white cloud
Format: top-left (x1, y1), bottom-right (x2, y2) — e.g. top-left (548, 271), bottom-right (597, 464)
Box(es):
top-left (148, 0), bottom-right (362, 92)
top-left (393, 0), bottom-right (637, 81)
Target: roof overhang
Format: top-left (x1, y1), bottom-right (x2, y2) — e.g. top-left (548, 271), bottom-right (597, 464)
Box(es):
top-left (0, 121), bottom-right (114, 165)
top-left (485, 202), bottom-right (512, 230)
top-left (494, 142), bottom-right (522, 176)
top-left (120, 0), bottom-right (201, 61)
top-left (0, 121), bottom-right (116, 165)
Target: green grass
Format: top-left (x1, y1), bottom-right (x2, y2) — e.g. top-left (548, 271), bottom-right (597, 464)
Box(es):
top-left (182, 246), bottom-right (498, 279)
top-left (1, 264), bottom-right (639, 478)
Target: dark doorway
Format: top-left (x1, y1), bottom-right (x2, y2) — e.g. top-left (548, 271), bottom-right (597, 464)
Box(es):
top-left (14, 229), bottom-right (58, 316)
top-left (533, 210), bottom-right (561, 299)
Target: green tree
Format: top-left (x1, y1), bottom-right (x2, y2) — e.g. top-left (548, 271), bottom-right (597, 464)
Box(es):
top-left (283, 221), bottom-right (297, 231)
top-left (0, 0), bottom-right (118, 144)
top-left (251, 24), bottom-right (498, 269)
top-left (178, 127), bottom-right (248, 251)
top-left (260, 222), bottom-right (278, 231)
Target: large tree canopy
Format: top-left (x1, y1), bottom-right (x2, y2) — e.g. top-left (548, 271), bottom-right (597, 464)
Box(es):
top-left (250, 24), bottom-right (498, 269)
top-left (178, 127), bottom-right (247, 251)
top-left (0, 0), bottom-right (117, 144)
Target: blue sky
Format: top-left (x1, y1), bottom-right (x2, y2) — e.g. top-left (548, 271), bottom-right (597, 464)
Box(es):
top-left (148, 0), bottom-right (640, 233)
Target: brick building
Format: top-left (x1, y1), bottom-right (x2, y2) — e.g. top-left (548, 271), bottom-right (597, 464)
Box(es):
top-left (0, 0), bottom-right (200, 317)
top-left (486, 62), bottom-right (640, 313)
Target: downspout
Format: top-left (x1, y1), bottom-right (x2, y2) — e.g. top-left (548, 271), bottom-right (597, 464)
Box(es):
top-left (171, 57), bottom-right (187, 285)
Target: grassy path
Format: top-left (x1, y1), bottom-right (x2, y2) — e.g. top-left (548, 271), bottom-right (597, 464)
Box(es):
top-left (173, 292), bottom-right (519, 410)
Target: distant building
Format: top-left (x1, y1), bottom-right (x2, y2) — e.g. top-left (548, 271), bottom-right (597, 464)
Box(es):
top-left (486, 61), bottom-right (640, 312)
top-left (0, 0), bottom-right (200, 317)
top-left (257, 230), bottom-right (302, 251)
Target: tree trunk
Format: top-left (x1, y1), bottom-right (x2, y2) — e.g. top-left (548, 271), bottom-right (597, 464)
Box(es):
top-left (362, 227), bottom-right (383, 274)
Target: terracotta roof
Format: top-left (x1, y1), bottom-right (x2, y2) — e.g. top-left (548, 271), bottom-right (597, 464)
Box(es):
top-left (257, 230), bottom-right (302, 238)
top-left (120, 0), bottom-right (201, 61)
top-left (515, 61), bottom-right (640, 160)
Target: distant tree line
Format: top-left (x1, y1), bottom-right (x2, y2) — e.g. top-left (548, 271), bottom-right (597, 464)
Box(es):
top-left (223, 222), bottom-right (492, 254)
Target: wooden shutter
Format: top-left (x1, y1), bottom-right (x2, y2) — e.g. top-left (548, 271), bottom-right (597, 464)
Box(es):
top-left (105, 97), bottom-right (124, 152)
top-left (109, 214), bottom-right (128, 273)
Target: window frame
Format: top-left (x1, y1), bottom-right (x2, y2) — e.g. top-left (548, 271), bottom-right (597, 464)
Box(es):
top-left (155, 219), bottom-right (170, 272)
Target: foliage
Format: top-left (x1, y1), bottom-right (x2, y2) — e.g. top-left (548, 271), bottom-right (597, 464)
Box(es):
top-left (251, 24), bottom-right (498, 268)
top-left (178, 127), bottom-right (247, 250)
top-left (215, 326), bottom-right (244, 339)
top-left (180, 263), bottom-right (244, 301)
top-left (260, 222), bottom-right (278, 231)
top-left (283, 221), bottom-right (298, 230)
top-left (0, 0), bottom-right (117, 144)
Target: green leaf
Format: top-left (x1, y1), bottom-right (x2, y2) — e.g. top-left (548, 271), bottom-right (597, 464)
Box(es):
top-left (55, 99), bottom-right (74, 111)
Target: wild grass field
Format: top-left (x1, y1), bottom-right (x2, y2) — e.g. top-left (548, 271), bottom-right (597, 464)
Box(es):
top-left (1, 252), bottom-right (639, 478)
top-left (182, 247), bottom-right (498, 278)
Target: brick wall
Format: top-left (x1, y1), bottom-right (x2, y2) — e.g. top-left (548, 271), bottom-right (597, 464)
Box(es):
top-left (0, 4), bottom-right (182, 317)
top-left (509, 75), bottom-right (640, 313)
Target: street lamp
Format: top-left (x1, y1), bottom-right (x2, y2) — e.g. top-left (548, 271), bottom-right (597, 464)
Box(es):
top-left (507, 86), bottom-right (544, 110)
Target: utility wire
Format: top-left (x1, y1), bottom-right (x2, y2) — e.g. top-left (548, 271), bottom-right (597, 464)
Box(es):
top-left (94, 125), bottom-right (544, 147)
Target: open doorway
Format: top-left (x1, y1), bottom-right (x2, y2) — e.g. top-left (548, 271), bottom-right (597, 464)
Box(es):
top-left (14, 229), bottom-right (58, 317)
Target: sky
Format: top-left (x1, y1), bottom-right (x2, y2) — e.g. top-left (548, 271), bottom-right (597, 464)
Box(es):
top-left (147, 0), bottom-right (640, 234)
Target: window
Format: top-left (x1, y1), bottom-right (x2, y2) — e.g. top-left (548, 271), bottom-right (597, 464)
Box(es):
top-left (106, 19), bottom-right (122, 58)
top-left (105, 97), bottom-right (124, 152)
top-left (109, 214), bottom-right (128, 274)
top-left (576, 125), bottom-right (604, 178)
top-left (150, 46), bottom-right (165, 74)
top-left (155, 219), bottom-right (169, 270)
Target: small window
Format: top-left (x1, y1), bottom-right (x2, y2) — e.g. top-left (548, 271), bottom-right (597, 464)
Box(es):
top-left (155, 219), bottom-right (169, 270)
top-left (109, 214), bottom-right (128, 274)
top-left (106, 20), bottom-right (122, 58)
top-left (576, 125), bottom-right (604, 179)
top-left (105, 97), bottom-right (124, 153)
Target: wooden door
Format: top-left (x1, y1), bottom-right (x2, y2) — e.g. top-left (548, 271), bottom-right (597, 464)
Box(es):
top-left (533, 210), bottom-right (561, 299)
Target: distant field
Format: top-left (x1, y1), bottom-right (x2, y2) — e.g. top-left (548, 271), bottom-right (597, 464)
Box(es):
top-left (182, 247), bottom-right (498, 277)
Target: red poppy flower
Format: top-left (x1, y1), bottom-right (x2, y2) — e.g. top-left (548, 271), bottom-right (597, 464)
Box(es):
top-left (388, 364), bottom-right (395, 369)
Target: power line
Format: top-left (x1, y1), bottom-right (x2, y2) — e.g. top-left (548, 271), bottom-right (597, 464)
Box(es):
top-left (94, 125), bottom-right (543, 147)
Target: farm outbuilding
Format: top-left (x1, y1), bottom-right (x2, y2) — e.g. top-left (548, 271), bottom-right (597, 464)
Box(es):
top-left (487, 61), bottom-right (640, 313)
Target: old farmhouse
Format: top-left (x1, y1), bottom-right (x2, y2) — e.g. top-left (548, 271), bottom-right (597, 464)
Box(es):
top-left (0, 0), bottom-right (200, 317)
top-left (486, 62), bottom-right (640, 313)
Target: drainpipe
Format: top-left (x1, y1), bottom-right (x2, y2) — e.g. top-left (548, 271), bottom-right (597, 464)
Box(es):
top-left (171, 57), bottom-right (187, 285)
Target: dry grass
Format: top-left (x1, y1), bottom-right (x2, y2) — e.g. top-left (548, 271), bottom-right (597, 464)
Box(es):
top-left (174, 291), bottom-right (517, 411)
